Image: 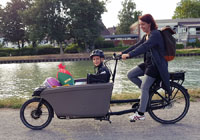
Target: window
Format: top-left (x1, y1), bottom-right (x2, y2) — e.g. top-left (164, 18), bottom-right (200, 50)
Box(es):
top-left (182, 27), bottom-right (187, 32)
top-left (179, 27), bottom-right (187, 33)
top-left (196, 27), bottom-right (200, 35)
top-left (189, 28), bottom-right (196, 35)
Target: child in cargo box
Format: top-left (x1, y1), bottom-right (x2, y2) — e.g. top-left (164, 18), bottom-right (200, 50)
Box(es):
top-left (87, 49), bottom-right (111, 84)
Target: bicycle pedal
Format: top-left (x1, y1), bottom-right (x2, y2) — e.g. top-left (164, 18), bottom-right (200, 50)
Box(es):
top-left (132, 103), bottom-right (139, 109)
top-left (130, 119), bottom-right (136, 122)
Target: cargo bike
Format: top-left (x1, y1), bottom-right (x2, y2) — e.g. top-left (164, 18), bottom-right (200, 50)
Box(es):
top-left (20, 54), bottom-right (190, 130)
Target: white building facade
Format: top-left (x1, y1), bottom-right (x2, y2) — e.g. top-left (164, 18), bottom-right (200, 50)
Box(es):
top-left (156, 18), bottom-right (200, 45)
top-left (136, 18), bottom-right (200, 46)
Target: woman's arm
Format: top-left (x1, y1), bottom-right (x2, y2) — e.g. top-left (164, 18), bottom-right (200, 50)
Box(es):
top-left (122, 35), bottom-right (145, 54)
top-left (128, 30), bottom-right (159, 58)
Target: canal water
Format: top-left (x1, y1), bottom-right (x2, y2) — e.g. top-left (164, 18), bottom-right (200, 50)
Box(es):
top-left (0, 56), bottom-right (199, 99)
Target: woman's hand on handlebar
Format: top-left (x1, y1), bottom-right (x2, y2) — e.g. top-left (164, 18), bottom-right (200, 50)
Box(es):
top-left (121, 54), bottom-right (130, 60)
top-left (113, 52), bottom-right (129, 60)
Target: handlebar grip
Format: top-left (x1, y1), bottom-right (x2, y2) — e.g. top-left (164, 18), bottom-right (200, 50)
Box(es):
top-left (113, 53), bottom-right (122, 60)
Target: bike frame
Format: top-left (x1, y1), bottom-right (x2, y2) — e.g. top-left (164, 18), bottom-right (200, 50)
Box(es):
top-left (105, 54), bottom-right (142, 116)
top-left (106, 54), bottom-right (171, 117)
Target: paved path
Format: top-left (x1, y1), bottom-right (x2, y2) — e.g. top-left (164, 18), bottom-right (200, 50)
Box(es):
top-left (0, 102), bottom-right (199, 140)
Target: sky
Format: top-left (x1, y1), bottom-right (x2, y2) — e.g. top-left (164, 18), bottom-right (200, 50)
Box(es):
top-left (0, 0), bottom-right (10, 7)
top-left (0, 0), bottom-right (181, 28)
top-left (102, 0), bottom-right (181, 28)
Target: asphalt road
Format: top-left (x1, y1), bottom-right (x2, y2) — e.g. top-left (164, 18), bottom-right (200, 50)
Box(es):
top-left (0, 102), bottom-right (199, 140)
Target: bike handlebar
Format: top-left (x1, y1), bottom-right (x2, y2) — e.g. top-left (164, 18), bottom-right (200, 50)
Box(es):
top-left (112, 53), bottom-right (122, 60)
top-left (104, 53), bottom-right (122, 64)
top-left (103, 53), bottom-right (121, 83)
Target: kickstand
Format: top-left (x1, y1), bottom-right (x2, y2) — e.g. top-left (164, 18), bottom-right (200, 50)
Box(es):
top-left (95, 115), bottom-right (112, 124)
top-left (105, 115), bottom-right (112, 124)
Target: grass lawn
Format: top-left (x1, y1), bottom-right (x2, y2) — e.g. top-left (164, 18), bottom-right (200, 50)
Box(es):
top-left (176, 48), bottom-right (200, 54)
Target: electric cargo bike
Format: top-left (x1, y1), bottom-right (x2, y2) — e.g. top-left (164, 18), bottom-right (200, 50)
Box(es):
top-left (20, 54), bottom-right (190, 130)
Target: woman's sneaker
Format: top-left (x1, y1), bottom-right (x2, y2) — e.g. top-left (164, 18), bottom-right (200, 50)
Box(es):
top-left (129, 112), bottom-right (145, 122)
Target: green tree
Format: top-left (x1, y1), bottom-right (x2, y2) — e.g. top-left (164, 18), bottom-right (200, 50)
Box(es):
top-left (22, 0), bottom-right (106, 52)
top-left (22, 0), bottom-right (70, 54)
top-left (0, 0), bottom-right (28, 49)
top-left (173, 0), bottom-right (200, 19)
top-left (116, 0), bottom-right (142, 34)
top-left (65, 0), bottom-right (106, 51)
top-left (21, 0), bottom-right (45, 48)
top-left (0, 5), bottom-right (3, 36)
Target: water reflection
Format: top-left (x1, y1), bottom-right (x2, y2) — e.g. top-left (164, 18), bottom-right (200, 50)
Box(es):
top-left (0, 56), bottom-right (199, 98)
top-left (168, 56), bottom-right (200, 88)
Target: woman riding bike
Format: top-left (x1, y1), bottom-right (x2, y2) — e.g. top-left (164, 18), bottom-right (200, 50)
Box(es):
top-left (121, 14), bottom-right (171, 121)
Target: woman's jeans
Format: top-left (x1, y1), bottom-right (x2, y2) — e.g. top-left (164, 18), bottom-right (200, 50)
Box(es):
top-left (127, 66), bottom-right (155, 113)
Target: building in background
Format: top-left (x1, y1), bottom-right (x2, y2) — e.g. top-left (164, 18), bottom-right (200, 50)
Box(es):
top-left (157, 18), bottom-right (200, 46)
top-left (131, 18), bottom-right (200, 46)
top-left (107, 26), bottom-right (117, 35)
top-left (103, 34), bottom-right (138, 46)
top-left (103, 26), bottom-right (138, 46)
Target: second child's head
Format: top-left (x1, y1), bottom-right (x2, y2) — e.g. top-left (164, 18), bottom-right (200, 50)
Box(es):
top-left (90, 49), bottom-right (105, 67)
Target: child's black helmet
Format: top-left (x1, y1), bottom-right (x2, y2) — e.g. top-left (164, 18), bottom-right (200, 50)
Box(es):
top-left (90, 49), bottom-right (105, 59)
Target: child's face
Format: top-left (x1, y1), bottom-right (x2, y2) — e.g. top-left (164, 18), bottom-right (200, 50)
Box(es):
top-left (92, 56), bottom-right (103, 67)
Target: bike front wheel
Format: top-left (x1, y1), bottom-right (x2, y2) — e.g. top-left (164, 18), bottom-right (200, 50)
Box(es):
top-left (20, 98), bottom-right (53, 130)
top-left (148, 82), bottom-right (190, 124)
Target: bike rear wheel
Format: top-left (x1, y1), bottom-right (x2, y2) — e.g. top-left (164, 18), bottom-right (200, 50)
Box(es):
top-left (20, 98), bottom-right (53, 130)
top-left (148, 82), bottom-right (190, 124)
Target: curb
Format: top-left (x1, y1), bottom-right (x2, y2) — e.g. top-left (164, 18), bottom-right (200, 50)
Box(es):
top-left (0, 53), bottom-right (199, 64)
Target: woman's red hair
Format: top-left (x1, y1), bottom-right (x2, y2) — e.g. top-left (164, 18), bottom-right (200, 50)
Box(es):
top-left (139, 14), bottom-right (158, 30)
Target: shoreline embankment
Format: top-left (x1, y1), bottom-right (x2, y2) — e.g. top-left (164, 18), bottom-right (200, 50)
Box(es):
top-left (0, 53), bottom-right (200, 64)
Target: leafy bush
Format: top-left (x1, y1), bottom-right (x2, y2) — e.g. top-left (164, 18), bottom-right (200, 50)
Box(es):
top-left (176, 43), bottom-right (184, 49)
top-left (37, 45), bottom-right (60, 55)
top-left (187, 42), bottom-right (195, 48)
top-left (0, 52), bottom-right (9, 57)
top-left (17, 47), bottom-right (36, 55)
top-left (95, 41), bottom-right (115, 49)
top-left (101, 46), bottom-right (129, 52)
top-left (94, 37), bottom-right (115, 49)
top-left (0, 43), bottom-right (4, 48)
top-left (0, 48), bottom-right (16, 56)
top-left (103, 41), bottom-right (115, 48)
top-left (116, 40), bottom-right (124, 48)
top-left (187, 38), bottom-right (200, 48)
top-left (64, 43), bottom-right (82, 53)
top-left (196, 38), bottom-right (200, 48)
top-left (0, 45), bottom-right (60, 56)
top-left (17, 45), bottom-right (60, 55)
top-left (94, 37), bottom-right (104, 49)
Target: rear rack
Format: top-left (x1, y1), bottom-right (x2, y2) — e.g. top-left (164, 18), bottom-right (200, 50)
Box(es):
top-left (169, 71), bottom-right (185, 86)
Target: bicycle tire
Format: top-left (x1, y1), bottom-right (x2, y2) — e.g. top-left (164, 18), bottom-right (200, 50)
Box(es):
top-left (20, 98), bottom-right (53, 130)
top-left (148, 82), bottom-right (190, 124)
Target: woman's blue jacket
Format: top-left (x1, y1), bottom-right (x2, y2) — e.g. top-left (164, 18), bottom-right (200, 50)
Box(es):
top-left (122, 30), bottom-right (171, 94)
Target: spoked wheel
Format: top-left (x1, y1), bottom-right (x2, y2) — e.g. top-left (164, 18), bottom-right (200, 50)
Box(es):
top-left (148, 82), bottom-right (190, 124)
top-left (20, 98), bottom-right (53, 130)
